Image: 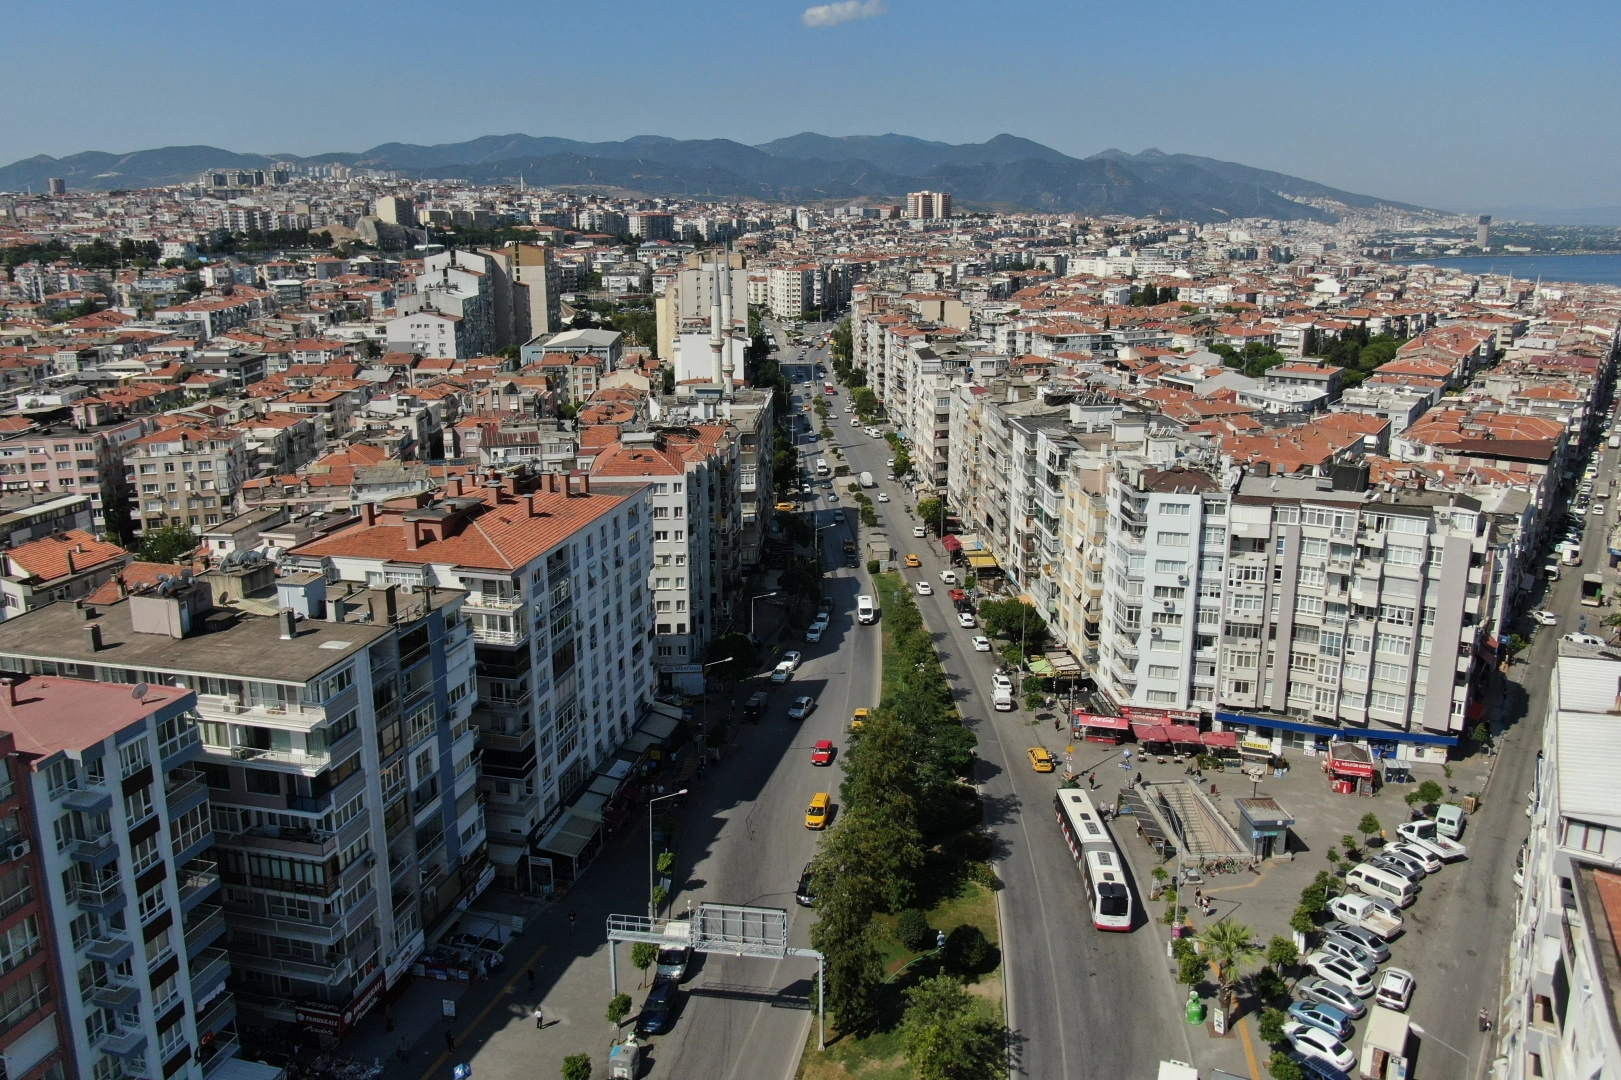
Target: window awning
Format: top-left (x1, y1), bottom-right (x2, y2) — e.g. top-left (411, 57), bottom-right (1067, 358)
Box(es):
top-left (941, 535), bottom-right (963, 552)
top-left (1216, 710), bottom-right (1458, 747)
top-left (966, 554), bottom-right (998, 569)
top-left (1132, 722), bottom-right (1173, 743)
top-left (1165, 724), bottom-right (1203, 744)
top-left (1199, 730), bottom-right (1238, 749)
top-left (1073, 711), bottom-right (1130, 730)
top-left (1026, 656), bottom-right (1056, 677)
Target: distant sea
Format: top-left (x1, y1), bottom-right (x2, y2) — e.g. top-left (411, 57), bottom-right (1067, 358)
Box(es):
top-left (1399, 252), bottom-right (1621, 287)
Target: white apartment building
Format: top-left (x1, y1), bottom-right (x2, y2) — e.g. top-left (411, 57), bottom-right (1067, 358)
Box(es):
top-left (1499, 648), bottom-right (1621, 1080)
top-left (293, 471), bottom-right (655, 857)
top-left (768, 265), bottom-right (820, 321)
top-left (5, 676), bottom-right (240, 1080)
top-left (123, 425), bottom-right (250, 537)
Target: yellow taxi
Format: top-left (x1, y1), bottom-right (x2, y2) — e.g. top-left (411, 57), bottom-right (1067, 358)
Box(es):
top-left (1027, 747), bottom-right (1057, 773)
top-left (775, 502), bottom-right (796, 513)
top-left (904, 553), bottom-right (921, 567)
top-left (805, 792), bottom-right (831, 829)
top-left (848, 708), bottom-right (869, 732)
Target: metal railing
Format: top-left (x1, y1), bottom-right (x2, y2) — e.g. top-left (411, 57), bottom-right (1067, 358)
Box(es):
top-left (189, 948), bottom-right (232, 993)
top-left (178, 859), bottom-right (220, 905)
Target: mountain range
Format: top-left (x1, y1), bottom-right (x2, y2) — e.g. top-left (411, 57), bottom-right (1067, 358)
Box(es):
top-left (0, 132), bottom-right (1430, 223)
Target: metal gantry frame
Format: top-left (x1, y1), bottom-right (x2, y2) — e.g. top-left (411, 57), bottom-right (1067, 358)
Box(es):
top-left (606, 904), bottom-right (826, 1050)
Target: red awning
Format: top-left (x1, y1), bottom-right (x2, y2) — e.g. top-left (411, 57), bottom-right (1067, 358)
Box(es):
top-left (1073, 711), bottom-right (1129, 730)
top-left (1165, 724), bottom-right (1203, 744)
top-left (1327, 755), bottom-right (1376, 779)
top-left (1199, 730), bottom-right (1238, 749)
top-left (941, 535), bottom-right (963, 552)
top-left (1133, 723), bottom-right (1173, 744)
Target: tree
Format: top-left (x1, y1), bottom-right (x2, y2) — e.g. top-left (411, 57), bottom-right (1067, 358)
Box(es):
top-left (705, 633), bottom-right (756, 683)
top-left (1257, 1007), bottom-right (1289, 1046)
top-left (606, 992), bottom-right (631, 1027)
top-left (1405, 780), bottom-right (1444, 812)
top-left (977, 599), bottom-right (1051, 655)
top-left (137, 525), bottom-right (197, 565)
top-left (892, 448), bottom-right (912, 477)
top-left (898, 975), bottom-right (1006, 1080)
top-left (631, 942), bottom-right (658, 987)
top-left (1357, 812), bottom-right (1382, 844)
top-left (917, 497), bottom-right (945, 531)
top-left (1267, 1051), bottom-right (1304, 1080)
top-left (896, 908), bottom-right (933, 951)
top-left (941, 924), bottom-right (994, 978)
top-left (562, 1054), bottom-right (593, 1080)
top-left (1267, 935), bottom-right (1299, 971)
top-left (1194, 920), bottom-right (1261, 1011)
top-left (1289, 906), bottom-right (1315, 936)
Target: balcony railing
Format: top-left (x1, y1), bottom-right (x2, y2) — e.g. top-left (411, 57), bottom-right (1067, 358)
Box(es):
top-left (190, 948), bottom-right (231, 997)
top-left (70, 875), bottom-right (126, 913)
top-left (68, 834), bottom-right (118, 866)
top-left (165, 772), bottom-right (208, 811)
top-left (184, 905), bottom-right (227, 955)
top-left (178, 859), bottom-right (221, 910)
top-left (196, 693), bottom-right (325, 726)
top-left (200, 1034), bottom-right (241, 1076)
top-left (195, 992), bottom-right (237, 1038)
top-left (464, 593), bottom-right (523, 612)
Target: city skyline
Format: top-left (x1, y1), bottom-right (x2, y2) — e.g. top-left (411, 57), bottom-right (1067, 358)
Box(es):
top-left (1, 0), bottom-right (1618, 212)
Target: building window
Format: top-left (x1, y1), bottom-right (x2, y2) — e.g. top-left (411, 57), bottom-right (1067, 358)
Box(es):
top-left (0, 915), bottom-right (40, 975)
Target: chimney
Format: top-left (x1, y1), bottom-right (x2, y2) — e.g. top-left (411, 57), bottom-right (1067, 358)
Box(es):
top-left (579, 473), bottom-right (590, 495)
top-left (0, 679), bottom-right (13, 706)
top-left (405, 522), bottom-right (420, 551)
top-left (84, 624), bottom-right (103, 652)
top-left (502, 474), bottom-right (518, 498)
top-left (329, 596), bottom-right (348, 623)
top-left (382, 584), bottom-right (398, 624)
top-left (362, 502), bottom-right (377, 527)
top-left (65, 550), bottom-right (76, 575)
top-left (278, 608), bottom-right (297, 640)
top-left (451, 477), bottom-right (465, 497)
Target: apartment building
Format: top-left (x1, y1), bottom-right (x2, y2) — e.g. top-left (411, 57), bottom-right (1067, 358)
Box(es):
top-left (905, 191), bottom-right (951, 220)
top-left (1, 674), bottom-right (240, 1080)
top-left (289, 470), bottom-right (654, 862)
top-left (590, 430), bottom-right (739, 687)
top-left (384, 312), bottom-right (471, 361)
top-left (893, 344), bottom-right (968, 493)
top-left (768, 266), bottom-right (819, 321)
top-left (415, 252), bottom-right (495, 357)
top-left (0, 727), bottom-right (73, 1080)
top-left (0, 561), bottom-right (482, 1045)
top-left (654, 254), bottom-right (747, 362)
top-left (0, 421), bottom-right (145, 536)
top-left (1499, 648), bottom-right (1621, 1080)
top-left (0, 531), bottom-right (130, 624)
top-left (1211, 473), bottom-right (1489, 757)
top-left (123, 426), bottom-right (250, 537)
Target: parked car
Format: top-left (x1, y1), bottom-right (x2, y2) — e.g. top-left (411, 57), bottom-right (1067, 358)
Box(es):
top-left (1375, 967), bottom-right (1416, 1011)
top-left (1295, 977), bottom-right (1367, 1019)
top-left (1531, 609), bottom-right (1558, 625)
top-left (787, 695), bottom-right (817, 720)
top-left (771, 661), bottom-right (795, 684)
top-left (939, 570), bottom-right (958, 585)
top-left (1317, 935), bottom-right (1380, 975)
top-left (811, 739), bottom-right (834, 766)
top-left (1287, 1000), bottom-right (1353, 1041)
top-left (1387, 842), bottom-right (1442, 874)
top-left (656, 946), bottom-right (693, 982)
top-left (992, 673), bottom-right (1014, 693)
top-left (780, 650), bottom-right (803, 671)
top-left (795, 862), bottom-right (816, 906)
top-left (915, 581), bottom-right (933, 595)
top-left (1563, 632), bottom-right (1605, 646)
top-left (1283, 1021), bottom-right (1355, 1073)
top-left (1304, 952), bottom-right (1376, 996)
top-left (957, 612), bottom-right (977, 628)
top-left (805, 622), bottom-right (825, 643)
top-left (1371, 850), bottom-right (1427, 881)
top-left (1320, 923), bottom-right (1391, 962)
top-left (1396, 819), bottom-right (1467, 860)
top-left (972, 635), bottom-right (992, 652)
top-left (636, 979), bottom-right (680, 1036)
top-left (912, 526), bottom-right (927, 538)
top-left (877, 493), bottom-right (889, 502)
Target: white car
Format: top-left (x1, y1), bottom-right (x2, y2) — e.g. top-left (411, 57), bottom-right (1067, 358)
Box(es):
top-left (972, 635), bottom-right (992, 652)
top-left (1396, 819), bottom-right (1467, 860)
top-left (779, 651), bottom-right (803, 672)
top-left (805, 623), bottom-right (825, 643)
top-left (1304, 951), bottom-right (1375, 997)
top-left (939, 570), bottom-right (958, 585)
top-left (992, 674), bottom-right (1014, 693)
top-left (915, 581), bottom-right (933, 596)
top-left (1593, 503), bottom-right (1608, 516)
top-left (957, 612), bottom-right (977, 629)
top-left (1282, 1021), bottom-right (1356, 1073)
top-left (771, 661), bottom-right (795, 684)
top-left (1375, 967), bottom-right (1415, 1012)
top-left (877, 493), bottom-right (889, 503)
top-left (1531, 609), bottom-right (1557, 625)
top-left (1388, 841), bottom-right (1443, 874)
top-left (912, 526), bottom-right (927, 538)
top-left (1564, 632), bottom-right (1605, 645)
top-left (850, 417), bottom-right (861, 426)
top-left (786, 695), bottom-right (816, 720)
top-left (886, 457), bottom-right (895, 467)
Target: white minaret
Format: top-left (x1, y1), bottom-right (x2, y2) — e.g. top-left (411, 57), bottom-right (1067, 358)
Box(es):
top-left (719, 258), bottom-right (735, 400)
top-left (708, 258), bottom-right (724, 389)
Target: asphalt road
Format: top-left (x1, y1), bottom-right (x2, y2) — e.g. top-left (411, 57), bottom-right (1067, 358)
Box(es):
top-left (828, 405), bottom-right (1198, 1079)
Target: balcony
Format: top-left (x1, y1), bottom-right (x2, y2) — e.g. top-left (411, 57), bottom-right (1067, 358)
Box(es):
top-left (62, 786), bottom-right (113, 814)
top-left (178, 859), bottom-right (221, 913)
top-left (190, 947), bottom-right (231, 999)
top-left (184, 905), bottom-right (228, 958)
top-left (69, 834), bottom-right (119, 869)
top-left (165, 772), bottom-right (209, 816)
top-left (195, 992), bottom-right (237, 1039)
top-left (71, 875), bottom-right (127, 916)
top-left (465, 592), bottom-right (523, 613)
top-left (88, 972), bottom-right (142, 1012)
top-left (199, 1034), bottom-right (241, 1077)
top-left (94, 1024), bottom-right (148, 1059)
top-left (474, 724), bottom-right (535, 753)
top-left (82, 932), bottom-right (135, 966)
top-left (196, 693), bottom-right (326, 727)
top-left (229, 906), bottom-right (346, 945)
top-left (159, 727), bottom-right (203, 770)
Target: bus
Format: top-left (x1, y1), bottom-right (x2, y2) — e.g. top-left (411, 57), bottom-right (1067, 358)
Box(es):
top-left (824, 383), bottom-right (837, 395)
top-left (1054, 789), bottom-right (1133, 931)
top-left (815, 458), bottom-right (830, 478)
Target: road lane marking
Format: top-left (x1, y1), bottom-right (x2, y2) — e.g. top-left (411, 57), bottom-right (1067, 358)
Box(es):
top-left (417, 943), bottom-right (548, 1080)
top-left (1238, 1014), bottom-right (1261, 1080)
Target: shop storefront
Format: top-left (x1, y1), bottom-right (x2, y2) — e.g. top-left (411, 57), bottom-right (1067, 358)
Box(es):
top-left (1072, 710), bottom-right (1130, 744)
top-left (1213, 711), bottom-right (1459, 767)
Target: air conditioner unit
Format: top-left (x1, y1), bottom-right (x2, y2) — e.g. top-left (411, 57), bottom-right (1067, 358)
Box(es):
top-left (6, 841), bottom-right (29, 861)
top-left (1149, 626), bottom-right (1162, 637)
top-left (1177, 574), bottom-right (1187, 584)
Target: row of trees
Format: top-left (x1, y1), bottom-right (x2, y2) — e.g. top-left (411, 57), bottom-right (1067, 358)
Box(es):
top-left (1209, 340), bottom-right (1289, 378)
top-left (1304, 327), bottom-right (1406, 388)
top-left (807, 585), bottom-right (990, 1061)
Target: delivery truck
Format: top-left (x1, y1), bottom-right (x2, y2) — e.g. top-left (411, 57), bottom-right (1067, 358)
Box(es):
top-left (859, 471), bottom-right (876, 488)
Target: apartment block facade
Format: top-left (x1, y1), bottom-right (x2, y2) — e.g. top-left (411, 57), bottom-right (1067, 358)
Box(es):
top-left (123, 427), bottom-right (250, 537)
top-left (290, 471), bottom-right (654, 859)
top-left (2, 675), bottom-right (238, 1080)
top-left (0, 563), bottom-right (483, 1045)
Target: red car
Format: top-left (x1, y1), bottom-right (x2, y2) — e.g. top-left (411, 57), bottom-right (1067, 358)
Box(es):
top-left (811, 739), bottom-right (835, 766)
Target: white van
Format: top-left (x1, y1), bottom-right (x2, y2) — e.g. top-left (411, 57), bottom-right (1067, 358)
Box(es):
top-left (1344, 863), bottom-right (1418, 908)
top-left (1434, 804), bottom-right (1466, 839)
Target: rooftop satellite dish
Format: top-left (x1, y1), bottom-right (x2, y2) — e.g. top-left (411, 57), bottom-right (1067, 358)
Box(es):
top-left (132, 683), bottom-right (149, 701)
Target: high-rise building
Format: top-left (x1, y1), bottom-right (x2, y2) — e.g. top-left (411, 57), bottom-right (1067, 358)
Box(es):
top-left (45, 179), bottom-right (65, 197)
top-left (375, 197), bottom-right (414, 226)
top-left (906, 191), bottom-right (951, 220)
top-left (0, 673), bottom-right (242, 1080)
top-left (1477, 215), bottom-right (1492, 248)
top-left (627, 212), bottom-right (673, 241)
top-left (0, 557), bottom-right (485, 1045)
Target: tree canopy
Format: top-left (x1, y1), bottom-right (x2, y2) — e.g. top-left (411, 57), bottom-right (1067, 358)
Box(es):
top-left (136, 525), bottom-right (198, 565)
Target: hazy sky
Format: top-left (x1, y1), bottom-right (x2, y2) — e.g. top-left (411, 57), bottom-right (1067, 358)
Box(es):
top-left (4, 0), bottom-right (1618, 211)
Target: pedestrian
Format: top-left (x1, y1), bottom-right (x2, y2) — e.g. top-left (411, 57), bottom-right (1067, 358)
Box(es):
top-left (1134, 771), bottom-right (1142, 788)
top-left (568, 911), bottom-right (577, 934)
top-left (535, 1006), bottom-right (545, 1029)
top-left (1210, 783), bottom-right (1219, 797)
top-left (445, 1030), bottom-right (456, 1053)
top-left (527, 967), bottom-right (536, 989)
top-left (1478, 1008), bottom-right (1492, 1032)
top-left (1088, 772), bottom-right (1096, 790)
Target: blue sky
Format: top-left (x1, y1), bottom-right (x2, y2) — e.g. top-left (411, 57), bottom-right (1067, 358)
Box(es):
top-left (4, 0), bottom-right (1618, 211)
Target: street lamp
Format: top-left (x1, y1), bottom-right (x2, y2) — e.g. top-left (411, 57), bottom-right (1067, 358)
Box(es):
top-left (748, 593), bottom-right (778, 638)
top-left (648, 788), bottom-right (689, 918)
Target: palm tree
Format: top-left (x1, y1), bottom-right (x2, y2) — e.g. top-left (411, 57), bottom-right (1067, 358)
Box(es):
top-left (1196, 919), bottom-right (1262, 1018)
